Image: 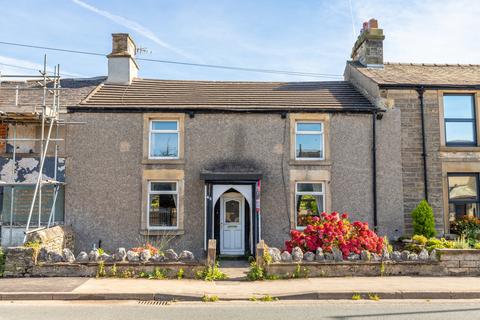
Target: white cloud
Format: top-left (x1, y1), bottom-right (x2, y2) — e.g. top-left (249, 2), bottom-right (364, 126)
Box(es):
top-left (0, 55), bottom-right (81, 77)
top-left (71, 0), bottom-right (194, 60)
top-left (352, 0), bottom-right (480, 64)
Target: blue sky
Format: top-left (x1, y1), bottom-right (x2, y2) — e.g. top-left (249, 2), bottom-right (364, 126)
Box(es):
top-left (0, 0), bottom-right (479, 81)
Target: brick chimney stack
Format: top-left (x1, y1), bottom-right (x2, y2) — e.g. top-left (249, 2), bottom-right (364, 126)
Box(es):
top-left (351, 18), bottom-right (385, 68)
top-left (106, 33), bottom-right (139, 84)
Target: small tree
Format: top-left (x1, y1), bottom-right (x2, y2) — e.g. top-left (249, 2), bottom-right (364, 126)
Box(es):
top-left (411, 200), bottom-right (436, 238)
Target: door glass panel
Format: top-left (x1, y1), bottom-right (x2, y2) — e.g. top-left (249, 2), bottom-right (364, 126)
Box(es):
top-left (225, 200), bottom-right (240, 223)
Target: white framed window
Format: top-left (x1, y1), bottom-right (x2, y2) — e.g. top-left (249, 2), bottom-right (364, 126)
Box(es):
top-left (149, 120), bottom-right (179, 159)
top-left (295, 122), bottom-right (324, 160)
top-left (147, 181), bottom-right (178, 229)
top-left (295, 182), bottom-right (325, 228)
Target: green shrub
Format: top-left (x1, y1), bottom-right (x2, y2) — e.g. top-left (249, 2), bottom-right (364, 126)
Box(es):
top-left (0, 248), bottom-right (4, 277)
top-left (411, 200), bottom-right (436, 238)
top-left (474, 242), bottom-right (480, 249)
top-left (412, 235), bottom-right (428, 245)
top-left (352, 293), bottom-right (362, 300)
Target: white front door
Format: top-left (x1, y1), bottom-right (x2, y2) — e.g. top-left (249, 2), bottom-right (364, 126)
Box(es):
top-left (220, 193), bottom-right (245, 255)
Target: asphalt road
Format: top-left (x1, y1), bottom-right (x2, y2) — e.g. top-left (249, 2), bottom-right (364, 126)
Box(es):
top-left (1, 300), bottom-right (480, 320)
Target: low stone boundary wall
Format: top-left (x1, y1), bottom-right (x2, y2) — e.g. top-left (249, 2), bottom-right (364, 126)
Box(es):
top-left (437, 249), bottom-right (480, 275)
top-left (30, 262), bottom-right (204, 278)
top-left (259, 244), bottom-right (480, 277)
top-left (25, 225), bottom-right (74, 254)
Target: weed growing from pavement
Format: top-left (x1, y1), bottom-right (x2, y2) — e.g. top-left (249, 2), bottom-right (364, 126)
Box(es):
top-left (368, 293), bottom-right (380, 301)
top-left (249, 295), bottom-right (278, 302)
top-left (177, 268), bottom-right (185, 280)
top-left (351, 293), bottom-right (362, 300)
top-left (96, 261), bottom-right (106, 278)
top-left (196, 262), bottom-right (228, 281)
top-left (201, 295), bottom-right (219, 302)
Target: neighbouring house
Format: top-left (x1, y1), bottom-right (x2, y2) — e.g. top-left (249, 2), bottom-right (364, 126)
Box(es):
top-left (345, 19), bottom-right (480, 235)
top-left (0, 19), bottom-right (475, 258)
top-left (0, 77), bottom-right (103, 245)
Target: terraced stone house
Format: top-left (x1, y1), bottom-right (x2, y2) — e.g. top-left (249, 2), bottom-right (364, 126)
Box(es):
top-left (0, 19), bottom-right (476, 257)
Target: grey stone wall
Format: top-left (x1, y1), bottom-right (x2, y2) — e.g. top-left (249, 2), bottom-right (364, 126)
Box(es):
top-left (385, 90), bottom-right (444, 234)
top-left (65, 111), bottom-right (402, 256)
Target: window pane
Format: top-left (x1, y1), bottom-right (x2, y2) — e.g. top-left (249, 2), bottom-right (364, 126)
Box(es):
top-left (225, 200), bottom-right (240, 223)
top-left (151, 182), bottom-right (176, 192)
top-left (297, 123), bottom-right (322, 132)
top-left (448, 175), bottom-right (477, 201)
top-left (296, 194), bottom-right (323, 227)
top-left (149, 194), bottom-right (177, 227)
top-left (152, 121), bottom-right (178, 131)
top-left (444, 95), bottom-right (474, 119)
top-left (296, 133), bottom-right (323, 158)
top-left (445, 121), bottom-right (475, 145)
top-left (150, 133), bottom-right (178, 157)
top-left (297, 183), bottom-right (322, 193)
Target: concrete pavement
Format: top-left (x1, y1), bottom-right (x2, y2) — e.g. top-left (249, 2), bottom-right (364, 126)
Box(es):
top-left (1, 277), bottom-right (480, 300)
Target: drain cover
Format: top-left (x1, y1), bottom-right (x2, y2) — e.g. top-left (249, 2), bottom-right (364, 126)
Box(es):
top-left (138, 300), bottom-right (171, 306)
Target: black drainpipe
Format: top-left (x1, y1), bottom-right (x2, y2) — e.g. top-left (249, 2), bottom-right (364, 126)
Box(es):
top-left (417, 87), bottom-right (429, 202)
top-left (372, 110), bottom-right (378, 230)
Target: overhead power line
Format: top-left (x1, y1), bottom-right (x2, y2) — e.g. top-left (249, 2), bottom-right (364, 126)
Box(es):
top-left (0, 40), bottom-right (343, 79)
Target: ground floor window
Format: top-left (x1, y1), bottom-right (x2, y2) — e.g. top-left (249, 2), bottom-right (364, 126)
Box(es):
top-left (448, 173), bottom-right (479, 230)
top-left (295, 182), bottom-right (324, 228)
top-left (147, 181), bottom-right (178, 229)
top-left (1, 185), bottom-right (64, 226)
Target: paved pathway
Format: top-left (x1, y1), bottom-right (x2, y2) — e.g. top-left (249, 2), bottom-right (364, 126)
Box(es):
top-left (218, 259), bottom-right (250, 280)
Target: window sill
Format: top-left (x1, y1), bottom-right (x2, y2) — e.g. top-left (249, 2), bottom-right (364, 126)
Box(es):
top-left (289, 160), bottom-right (332, 166)
top-left (142, 159), bottom-right (185, 165)
top-left (440, 146), bottom-right (480, 152)
top-left (140, 229), bottom-right (184, 236)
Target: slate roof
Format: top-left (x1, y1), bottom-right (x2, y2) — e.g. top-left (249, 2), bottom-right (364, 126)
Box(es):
top-left (0, 77), bottom-right (105, 113)
top-left (78, 79), bottom-right (375, 111)
top-left (350, 62), bottom-right (480, 86)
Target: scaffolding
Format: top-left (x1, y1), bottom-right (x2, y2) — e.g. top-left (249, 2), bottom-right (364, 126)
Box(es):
top-left (0, 55), bottom-right (65, 245)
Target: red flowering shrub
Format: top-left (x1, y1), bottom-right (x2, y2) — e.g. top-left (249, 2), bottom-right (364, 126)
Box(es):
top-left (285, 212), bottom-right (384, 258)
top-left (131, 243), bottom-right (159, 256)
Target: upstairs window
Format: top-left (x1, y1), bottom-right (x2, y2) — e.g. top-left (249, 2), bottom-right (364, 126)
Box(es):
top-left (444, 94), bottom-right (476, 146)
top-left (149, 120), bottom-right (179, 159)
top-left (295, 122), bottom-right (324, 160)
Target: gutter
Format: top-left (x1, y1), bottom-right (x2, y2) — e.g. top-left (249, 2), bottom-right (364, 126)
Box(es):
top-left (379, 83), bottom-right (480, 90)
top-left (67, 106), bottom-right (382, 114)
